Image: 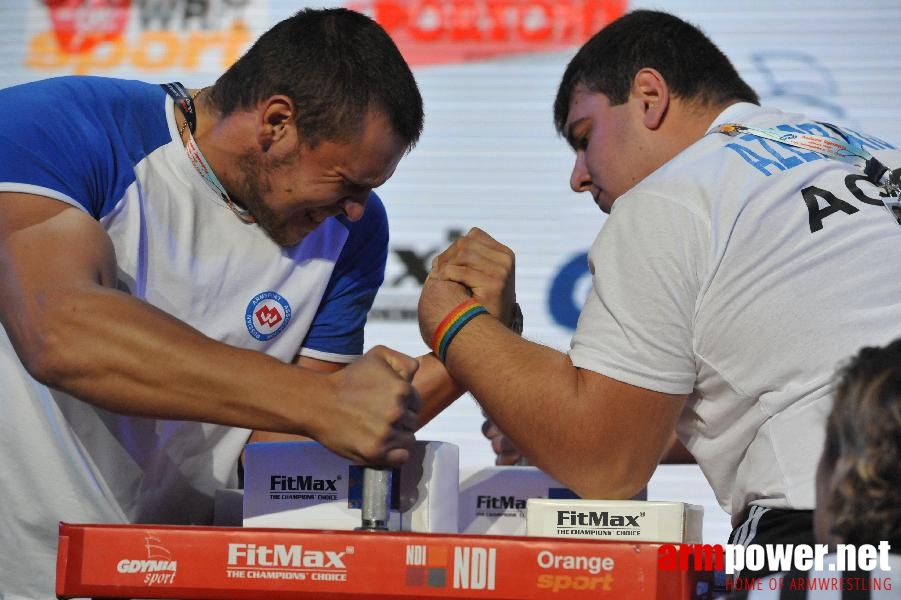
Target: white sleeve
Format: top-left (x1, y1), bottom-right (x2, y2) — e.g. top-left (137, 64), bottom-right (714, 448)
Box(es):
top-left (568, 191), bottom-right (708, 394)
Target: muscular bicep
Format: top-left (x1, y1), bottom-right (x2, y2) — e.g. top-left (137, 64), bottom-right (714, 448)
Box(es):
top-left (0, 194), bottom-right (345, 432)
top-left (0, 192), bottom-right (117, 288)
top-left (0, 192), bottom-right (117, 364)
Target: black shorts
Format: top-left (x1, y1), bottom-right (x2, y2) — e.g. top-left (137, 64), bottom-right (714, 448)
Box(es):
top-left (728, 505), bottom-right (815, 580)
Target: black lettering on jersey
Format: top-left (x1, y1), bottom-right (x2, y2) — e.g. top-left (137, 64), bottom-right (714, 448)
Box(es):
top-left (802, 186), bottom-right (859, 233)
top-left (845, 174), bottom-right (888, 206)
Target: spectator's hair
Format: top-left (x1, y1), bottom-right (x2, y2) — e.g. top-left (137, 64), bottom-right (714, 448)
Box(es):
top-left (209, 8), bottom-right (423, 149)
top-left (553, 10), bottom-right (759, 135)
top-left (825, 339), bottom-right (901, 547)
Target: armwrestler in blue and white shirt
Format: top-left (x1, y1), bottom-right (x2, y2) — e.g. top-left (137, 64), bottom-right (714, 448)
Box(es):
top-left (0, 9), bottom-right (502, 600)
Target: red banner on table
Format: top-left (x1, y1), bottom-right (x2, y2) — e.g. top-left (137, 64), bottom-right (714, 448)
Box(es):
top-left (57, 522), bottom-right (713, 599)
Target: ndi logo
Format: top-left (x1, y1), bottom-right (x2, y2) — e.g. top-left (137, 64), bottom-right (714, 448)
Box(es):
top-left (404, 544), bottom-right (450, 589)
top-left (453, 546), bottom-right (496, 591)
top-left (245, 291), bottom-right (292, 341)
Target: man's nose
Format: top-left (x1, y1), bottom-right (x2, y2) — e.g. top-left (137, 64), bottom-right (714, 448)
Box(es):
top-left (569, 153), bottom-right (592, 193)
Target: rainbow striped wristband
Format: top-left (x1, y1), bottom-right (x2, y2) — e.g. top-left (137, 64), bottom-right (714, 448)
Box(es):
top-left (431, 298), bottom-right (489, 363)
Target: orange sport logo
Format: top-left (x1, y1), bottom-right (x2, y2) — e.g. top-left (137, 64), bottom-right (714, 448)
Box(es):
top-left (26, 0), bottom-right (258, 75)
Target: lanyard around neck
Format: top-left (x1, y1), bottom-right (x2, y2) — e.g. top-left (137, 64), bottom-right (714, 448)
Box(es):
top-left (160, 82), bottom-right (256, 224)
top-left (716, 122), bottom-right (898, 196)
top-left (161, 82), bottom-right (198, 134)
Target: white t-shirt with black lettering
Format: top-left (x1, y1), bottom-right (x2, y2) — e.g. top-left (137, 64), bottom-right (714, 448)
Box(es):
top-left (569, 102), bottom-right (901, 523)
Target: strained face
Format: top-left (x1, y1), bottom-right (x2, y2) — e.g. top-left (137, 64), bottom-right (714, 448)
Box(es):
top-left (232, 110), bottom-right (407, 247)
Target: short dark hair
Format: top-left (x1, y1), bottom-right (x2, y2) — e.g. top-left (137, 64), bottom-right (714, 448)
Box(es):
top-left (553, 10), bottom-right (759, 135)
top-left (209, 8), bottom-right (423, 149)
top-left (826, 339), bottom-right (901, 547)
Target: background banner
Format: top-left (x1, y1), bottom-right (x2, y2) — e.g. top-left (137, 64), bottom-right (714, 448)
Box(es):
top-left (3, 0), bottom-right (900, 484)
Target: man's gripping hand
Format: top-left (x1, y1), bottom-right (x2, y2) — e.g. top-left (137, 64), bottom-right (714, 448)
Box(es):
top-left (481, 415), bottom-right (525, 465)
top-left (419, 228), bottom-right (516, 346)
top-left (319, 346), bottom-right (422, 469)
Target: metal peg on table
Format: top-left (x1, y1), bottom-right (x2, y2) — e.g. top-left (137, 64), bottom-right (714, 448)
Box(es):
top-left (357, 467), bottom-right (392, 531)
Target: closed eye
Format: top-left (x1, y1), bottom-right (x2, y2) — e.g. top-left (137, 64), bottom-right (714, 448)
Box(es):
top-left (565, 117), bottom-right (591, 152)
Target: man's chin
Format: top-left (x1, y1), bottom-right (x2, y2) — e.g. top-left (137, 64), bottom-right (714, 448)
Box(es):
top-left (270, 227), bottom-right (313, 248)
top-left (259, 216), bottom-right (323, 248)
top-left (277, 232), bottom-right (309, 248)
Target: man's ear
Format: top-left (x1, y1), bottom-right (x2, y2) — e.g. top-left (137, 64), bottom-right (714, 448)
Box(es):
top-left (633, 68), bottom-right (669, 130)
top-left (258, 95), bottom-right (294, 149)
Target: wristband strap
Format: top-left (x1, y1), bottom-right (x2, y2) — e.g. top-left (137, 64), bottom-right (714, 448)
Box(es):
top-left (431, 298), bottom-right (488, 363)
top-left (508, 302), bottom-right (523, 335)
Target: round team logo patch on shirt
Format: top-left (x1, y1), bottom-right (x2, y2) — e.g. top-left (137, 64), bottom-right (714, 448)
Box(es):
top-left (245, 291), bottom-right (292, 341)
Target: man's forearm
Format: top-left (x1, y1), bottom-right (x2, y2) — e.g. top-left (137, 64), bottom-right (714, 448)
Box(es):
top-left (438, 314), bottom-right (682, 498)
top-left (412, 352), bottom-right (467, 429)
top-left (22, 282), bottom-right (334, 436)
top-left (435, 316), bottom-right (622, 494)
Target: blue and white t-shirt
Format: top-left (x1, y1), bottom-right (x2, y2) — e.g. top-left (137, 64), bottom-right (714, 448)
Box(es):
top-left (0, 76), bottom-right (388, 599)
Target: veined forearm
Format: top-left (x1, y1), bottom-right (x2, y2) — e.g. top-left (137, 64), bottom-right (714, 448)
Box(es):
top-left (441, 315), bottom-right (657, 498)
top-left (19, 283), bottom-right (332, 435)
